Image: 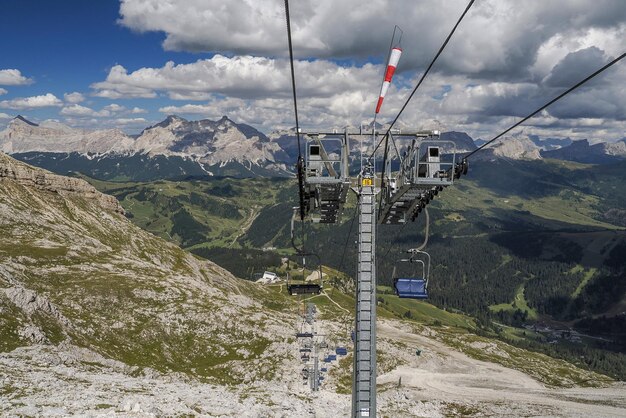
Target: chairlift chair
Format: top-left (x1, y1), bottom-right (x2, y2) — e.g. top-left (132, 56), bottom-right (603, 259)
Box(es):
top-left (287, 218), bottom-right (324, 295)
top-left (303, 131), bottom-right (350, 224)
top-left (392, 250), bottom-right (431, 299)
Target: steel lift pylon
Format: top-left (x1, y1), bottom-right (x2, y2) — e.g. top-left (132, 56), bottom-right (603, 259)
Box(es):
top-left (296, 129), bottom-right (455, 417)
top-left (351, 167), bottom-right (377, 418)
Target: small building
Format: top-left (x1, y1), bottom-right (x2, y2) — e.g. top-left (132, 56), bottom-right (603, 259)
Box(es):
top-left (255, 271), bottom-right (281, 284)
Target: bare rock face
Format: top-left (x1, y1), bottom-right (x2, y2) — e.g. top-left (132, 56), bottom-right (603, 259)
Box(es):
top-left (603, 140), bottom-right (626, 157)
top-left (4, 286), bottom-right (72, 329)
top-left (0, 116), bottom-right (135, 154)
top-left (0, 152), bottom-right (123, 214)
top-left (487, 135), bottom-right (542, 160)
top-left (135, 115), bottom-right (290, 167)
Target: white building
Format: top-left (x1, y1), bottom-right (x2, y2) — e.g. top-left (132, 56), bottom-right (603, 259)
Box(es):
top-left (256, 271), bottom-right (281, 284)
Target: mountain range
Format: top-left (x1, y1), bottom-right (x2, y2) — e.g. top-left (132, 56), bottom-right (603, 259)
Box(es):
top-left (1, 115), bottom-right (626, 181)
top-left (0, 115), bottom-right (291, 179)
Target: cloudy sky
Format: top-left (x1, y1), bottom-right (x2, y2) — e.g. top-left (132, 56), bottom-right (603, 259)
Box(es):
top-left (0, 0), bottom-right (624, 141)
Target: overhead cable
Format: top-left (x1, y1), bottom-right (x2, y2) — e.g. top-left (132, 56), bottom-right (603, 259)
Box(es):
top-left (284, 0), bottom-right (308, 223)
top-left (284, 0), bottom-right (301, 151)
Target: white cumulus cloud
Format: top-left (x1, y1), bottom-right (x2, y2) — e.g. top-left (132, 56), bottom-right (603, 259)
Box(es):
top-left (0, 69), bottom-right (33, 86)
top-left (64, 92), bottom-right (85, 103)
top-left (114, 117), bottom-right (148, 125)
top-left (91, 55), bottom-right (380, 101)
top-left (103, 103), bottom-right (126, 113)
top-left (0, 88), bottom-right (7, 96)
top-left (131, 106), bottom-right (147, 114)
top-left (0, 93), bottom-right (63, 110)
top-left (60, 104), bottom-right (111, 117)
top-left (118, 0), bottom-right (626, 78)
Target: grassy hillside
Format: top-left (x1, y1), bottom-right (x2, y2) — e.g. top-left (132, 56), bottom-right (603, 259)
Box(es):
top-left (85, 175), bottom-right (295, 249)
top-left (0, 158), bottom-right (298, 385)
top-left (81, 158), bottom-right (626, 380)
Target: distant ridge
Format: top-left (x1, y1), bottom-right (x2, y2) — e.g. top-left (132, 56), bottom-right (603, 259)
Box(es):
top-left (2, 114), bottom-right (625, 181)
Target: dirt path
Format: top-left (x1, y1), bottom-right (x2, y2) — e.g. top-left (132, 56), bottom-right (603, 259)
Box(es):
top-left (321, 290), bottom-right (350, 315)
top-left (376, 320), bottom-right (626, 417)
top-left (229, 207), bottom-right (259, 248)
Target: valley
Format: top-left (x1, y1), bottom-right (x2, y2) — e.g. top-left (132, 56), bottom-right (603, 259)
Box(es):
top-left (1, 121), bottom-right (625, 416)
top-left (76, 156), bottom-right (626, 384)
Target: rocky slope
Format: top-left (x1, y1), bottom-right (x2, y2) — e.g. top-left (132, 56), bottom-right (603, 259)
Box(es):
top-left (0, 152), bottom-right (303, 406)
top-left (0, 152), bottom-right (122, 214)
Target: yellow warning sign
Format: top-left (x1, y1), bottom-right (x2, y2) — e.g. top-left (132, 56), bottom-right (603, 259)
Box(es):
top-left (362, 178), bottom-right (373, 186)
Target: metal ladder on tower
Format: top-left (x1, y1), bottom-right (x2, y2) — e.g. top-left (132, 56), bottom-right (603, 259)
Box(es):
top-left (351, 169), bottom-right (377, 418)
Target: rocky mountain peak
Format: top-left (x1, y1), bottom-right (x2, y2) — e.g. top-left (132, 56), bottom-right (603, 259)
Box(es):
top-left (570, 139), bottom-right (590, 148)
top-left (12, 115), bottom-right (39, 127)
top-left (152, 115), bottom-right (187, 129)
top-left (486, 135), bottom-right (542, 160)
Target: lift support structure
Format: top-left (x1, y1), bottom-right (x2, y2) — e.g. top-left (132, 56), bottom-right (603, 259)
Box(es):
top-left (352, 167), bottom-right (378, 417)
top-left (298, 129), bottom-right (455, 418)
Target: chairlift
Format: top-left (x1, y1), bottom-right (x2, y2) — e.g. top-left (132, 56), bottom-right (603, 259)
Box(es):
top-left (335, 347), bottom-right (348, 356)
top-left (378, 132), bottom-right (456, 224)
top-left (392, 250), bottom-right (431, 299)
top-left (303, 131), bottom-right (350, 224)
top-left (287, 211), bottom-right (324, 296)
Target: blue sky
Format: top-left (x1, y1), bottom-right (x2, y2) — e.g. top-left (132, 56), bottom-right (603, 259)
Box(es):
top-left (0, 0), bottom-right (205, 129)
top-left (0, 0), bottom-right (625, 142)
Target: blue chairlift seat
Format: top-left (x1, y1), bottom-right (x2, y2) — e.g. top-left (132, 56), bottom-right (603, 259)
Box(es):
top-left (321, 367), bottom-right (327, 372)
top-left (328, 354), bottom-right (337, 361)
top-left (335, 347), bottom-right (348, 356)
top-left (394, 277), bottom-right (428, 299)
